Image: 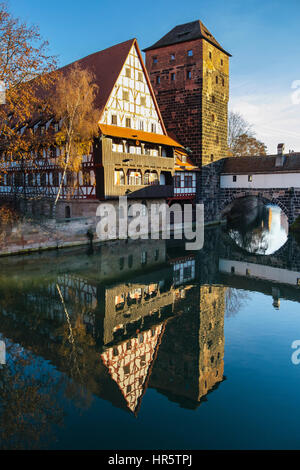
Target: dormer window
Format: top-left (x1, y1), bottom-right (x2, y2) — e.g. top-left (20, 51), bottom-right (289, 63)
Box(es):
top-left (187, 50), bottom-right (193, 57)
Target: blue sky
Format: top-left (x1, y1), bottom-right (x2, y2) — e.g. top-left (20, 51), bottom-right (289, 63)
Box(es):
top-left (8, 0), bottom-right (300, 153)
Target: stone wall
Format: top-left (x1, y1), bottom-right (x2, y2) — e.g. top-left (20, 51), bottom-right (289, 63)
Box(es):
top-left (145, 38), bottom-right (229, 167)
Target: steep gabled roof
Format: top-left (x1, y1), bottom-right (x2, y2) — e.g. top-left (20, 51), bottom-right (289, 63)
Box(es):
top-left (143, 20), bottom-right (231, 56)
top-left (58, 38), bottom-right (136, 117)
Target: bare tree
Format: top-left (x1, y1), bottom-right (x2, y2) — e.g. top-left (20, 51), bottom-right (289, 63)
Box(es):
top-left (228, 111), bottom-right (267, 156)
top-left (49, 64), bottom-right (99, 206)
top-left (228, 111), bottom-right (253, 150)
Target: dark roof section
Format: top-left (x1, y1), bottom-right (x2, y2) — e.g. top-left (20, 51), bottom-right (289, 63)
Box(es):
top-left (143, 20), bottom-right (231, 56)
top-left (222, 154), bottom-right (300, 174)
top-left (58, 39), bottom-right (135, 116)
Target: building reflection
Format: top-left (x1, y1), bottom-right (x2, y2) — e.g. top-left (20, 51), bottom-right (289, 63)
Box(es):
top-left (0, 239), bottom-right (226, 418)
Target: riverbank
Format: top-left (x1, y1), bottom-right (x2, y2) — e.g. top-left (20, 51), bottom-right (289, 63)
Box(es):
top-left (0, 217), bottom-right (223, 258)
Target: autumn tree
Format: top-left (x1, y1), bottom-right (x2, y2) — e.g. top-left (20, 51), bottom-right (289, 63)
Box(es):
top-left (0, 1), bottom-right (56, 189)
top-left (49, 64), bottom-right (99, 205)
top-left (231, 133), bottom-right (267, 157)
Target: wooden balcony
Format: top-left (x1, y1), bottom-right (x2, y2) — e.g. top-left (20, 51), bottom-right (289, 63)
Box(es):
top-left (103, 150), bottom-right (175, 173)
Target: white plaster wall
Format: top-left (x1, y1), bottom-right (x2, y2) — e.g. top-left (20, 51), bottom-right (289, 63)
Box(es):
top-left (221, 173), bottom-right (300, 189)
top-left (219, 258), bottom-right (300, 286)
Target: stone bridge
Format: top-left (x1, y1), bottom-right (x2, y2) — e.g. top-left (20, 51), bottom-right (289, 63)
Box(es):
top-left (201, 155), bottom-right (300, 224)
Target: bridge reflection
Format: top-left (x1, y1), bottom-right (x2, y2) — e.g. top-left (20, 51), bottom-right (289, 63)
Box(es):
top-left (0, 228), bottom-right (299, 428)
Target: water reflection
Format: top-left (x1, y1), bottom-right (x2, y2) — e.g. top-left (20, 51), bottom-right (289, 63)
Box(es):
top-left (0, 228), bottom-right (299, 449)
top-left (226, 201), bottom-right (288, 255)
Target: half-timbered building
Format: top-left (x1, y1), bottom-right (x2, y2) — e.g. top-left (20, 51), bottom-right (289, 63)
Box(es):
top-left (0, 38), bottom-right (183, 219)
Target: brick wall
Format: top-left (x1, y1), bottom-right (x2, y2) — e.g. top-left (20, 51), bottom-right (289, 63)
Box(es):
top-left (145, 39), bottom-right (229, 167)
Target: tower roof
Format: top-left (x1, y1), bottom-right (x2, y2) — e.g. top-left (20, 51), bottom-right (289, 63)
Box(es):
top-left (143, 20), bottom-right (231, 56)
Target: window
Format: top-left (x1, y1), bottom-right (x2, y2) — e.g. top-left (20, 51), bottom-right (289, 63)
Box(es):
top-left (123, 90), bottom-right (129, 101)
top-left (170, 53), bottom-right (175, 61)
top-left (40, 173), bottom-right (47, 186)
top-left (53, 172), bottom-right (59, 186)
top-left (111, 114), bottom-right (117, 125)
top-left (141, 251), bottom-right (147, 265)
top-left (233, 175), bottom-right (237, 182)
top-left (140, 96), bottom-right (146, 106)
top-left (151, 123), bottom-right (156, 133)
top-left (248, 175), bottom-right (253, 182)
top-left (187, 70), bottom-right (192, 80)
top-left (187, 49), bottom-right (193, 57)
top-left (128, 170), bottom-right (142, 185)
top-left (184, 175), bottom-right (192, 188)
top-left (114, 169), bottom-right (125, 185)
top-left (222, 77), bottom-right (225, 86)
top-left (174, 175), bottom-right (181, 188)
top-left (139, 120), bottom-right (144, 131)
top-left (216, 135), bottom-right (219, 144)
top-left (126, 117), bottom-right (131, 128)
top-left (138, 71), bottom-right (143, 81)
top-left (212, 95), bottom-right (215, 103)
top-left (156, 76), bottom-right (160, 84)
top-left (171, 72), bottom-right (175, 81)
top-left (153, 57), bottom-right (157, 64)
top-left (125, 67), bottom-right (131, 78)
top-left (211, 114), bottom-right (215, 122)
top-left (209, 51), bottom-right (212, 59)
top-left (231, 266), bottom-right (235, 274)
top-left (210, 154), bottom-right (214, 162)
top-left (216, 76), bottom-right (218, 84)
top-left (221, 58), bottom-right (224, 66)
top-left (65, 206), bottom-right (71, 219)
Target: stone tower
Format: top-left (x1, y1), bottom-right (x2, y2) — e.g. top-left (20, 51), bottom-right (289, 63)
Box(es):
top-left (144, 20), bottom-right (231, 167)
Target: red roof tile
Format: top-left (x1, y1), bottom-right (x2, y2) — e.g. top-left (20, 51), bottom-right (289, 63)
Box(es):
top-left (222, 154), bottom-right (300, 174)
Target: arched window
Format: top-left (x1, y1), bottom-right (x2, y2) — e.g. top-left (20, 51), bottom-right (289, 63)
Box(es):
top-left (144, 170), bottom-right (158, 185)
top-left (128, 170), bottom-right (142, 186)
top-left (114, 169), bottom-right (125, 185)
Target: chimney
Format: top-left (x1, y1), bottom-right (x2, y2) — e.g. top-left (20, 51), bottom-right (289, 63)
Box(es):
top-left (277, 143), bottom-right (285, 155)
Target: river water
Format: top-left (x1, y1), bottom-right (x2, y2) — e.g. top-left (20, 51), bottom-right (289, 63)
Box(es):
top-left (0, 205), bottom-right (300, 450)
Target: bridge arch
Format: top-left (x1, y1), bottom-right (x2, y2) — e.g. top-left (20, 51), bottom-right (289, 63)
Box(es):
top-left (219, 191), bottom-right (290, 221)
